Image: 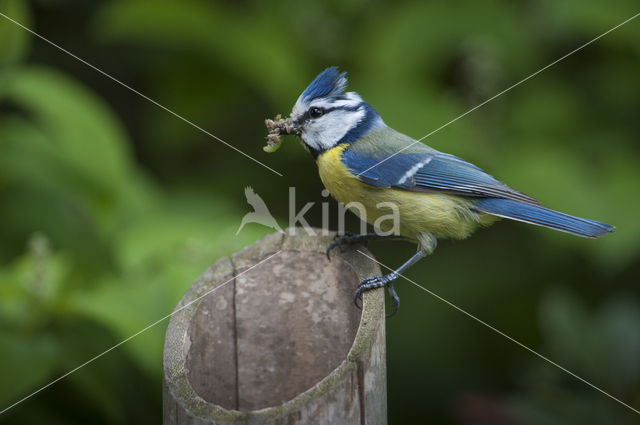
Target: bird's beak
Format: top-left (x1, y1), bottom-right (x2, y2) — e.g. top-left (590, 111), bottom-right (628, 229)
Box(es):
top-left (282, 117), bottom-right (301, 137)
top-left (265, 114), bottom-right (301, 145)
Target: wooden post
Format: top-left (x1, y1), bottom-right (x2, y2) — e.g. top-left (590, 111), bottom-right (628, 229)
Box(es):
top-left (163, 228), bottom-right (386, 425)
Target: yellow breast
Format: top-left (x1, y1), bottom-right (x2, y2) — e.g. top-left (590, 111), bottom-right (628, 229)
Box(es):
top-left (316, 144), bottom-right (497, 240)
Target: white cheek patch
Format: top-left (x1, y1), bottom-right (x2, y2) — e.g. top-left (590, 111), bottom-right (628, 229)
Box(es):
top-left (302, 108), bottom-right (366, 151)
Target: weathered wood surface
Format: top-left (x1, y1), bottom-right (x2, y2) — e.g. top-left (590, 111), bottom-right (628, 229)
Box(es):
top-left (163, 228), bottom-right (386, 425)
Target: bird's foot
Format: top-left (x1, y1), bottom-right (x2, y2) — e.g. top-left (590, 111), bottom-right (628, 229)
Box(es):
top-left (353, 275), bottom-right (401, 318)
top-left (326, 232), bottom-right (384, 260)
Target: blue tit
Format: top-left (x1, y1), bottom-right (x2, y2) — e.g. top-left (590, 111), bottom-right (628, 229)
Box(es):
top-left (283, 67), bottom-right (613, 316)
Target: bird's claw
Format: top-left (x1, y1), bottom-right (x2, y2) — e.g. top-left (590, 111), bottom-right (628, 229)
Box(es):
top-left (386, 283), bottom-right (400, 318)
top-left (353, 275), bottom-right (386, 308)
top-left (325, 232), bottom-right (357, 260)
top-left (353, 275), bottom-right (401, 317)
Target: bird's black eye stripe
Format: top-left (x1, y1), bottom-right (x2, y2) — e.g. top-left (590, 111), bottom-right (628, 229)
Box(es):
top-left (308, 107), bottom-right (324, 118)
top-left (305, 102), bottom-right (365, 120)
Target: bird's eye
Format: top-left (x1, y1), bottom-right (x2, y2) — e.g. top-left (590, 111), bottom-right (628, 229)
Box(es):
top-left (309, 107), bottom-right (324, 118)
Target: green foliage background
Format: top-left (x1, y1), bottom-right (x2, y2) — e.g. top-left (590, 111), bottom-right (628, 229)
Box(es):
top-left (0, 0), bottom-right (639, 423)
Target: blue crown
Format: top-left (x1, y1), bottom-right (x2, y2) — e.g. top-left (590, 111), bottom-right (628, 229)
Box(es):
top-left (300, 67), bottom-right (348, 103)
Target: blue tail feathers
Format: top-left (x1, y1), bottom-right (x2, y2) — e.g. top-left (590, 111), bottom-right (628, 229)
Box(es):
top-left (473, 198), bottom-right (614, 238)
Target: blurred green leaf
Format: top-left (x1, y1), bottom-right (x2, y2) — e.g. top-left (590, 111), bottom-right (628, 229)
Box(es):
top-left (93, 0), bottom-right (308, 103)
top-left (0, 332), bottom-right (59, 406)
top-left (3, 66), bottom-right (136, 229)
top-left (1, 1), bottom-right (639, 424)
top-left (0, 0), bottom-right (31, 67)
top-left (592, 296), bottom-right (640, 389)
top-left (539, 287), bottom-right (594, 372)
top-left (67, 276), bottom-right (169, 376)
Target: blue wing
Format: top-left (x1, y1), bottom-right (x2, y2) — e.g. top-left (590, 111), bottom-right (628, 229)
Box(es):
top-left (339, 129), bottom-right (613, 238)
top-left (341, 145), bottom-right (538, 205)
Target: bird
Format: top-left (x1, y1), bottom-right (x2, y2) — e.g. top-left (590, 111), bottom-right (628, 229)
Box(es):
top-left (279, 67), bottom-right (613, 316)
top-left (236, 186), bottom-right (282, 235)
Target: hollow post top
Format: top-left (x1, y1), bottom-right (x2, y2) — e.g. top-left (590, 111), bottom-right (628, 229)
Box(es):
top-left (163, 228), bottom-right (385, 424)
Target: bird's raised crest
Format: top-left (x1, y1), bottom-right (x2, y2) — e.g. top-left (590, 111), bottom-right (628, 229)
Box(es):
top-left (300, 67), bottom-right (348, 103)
